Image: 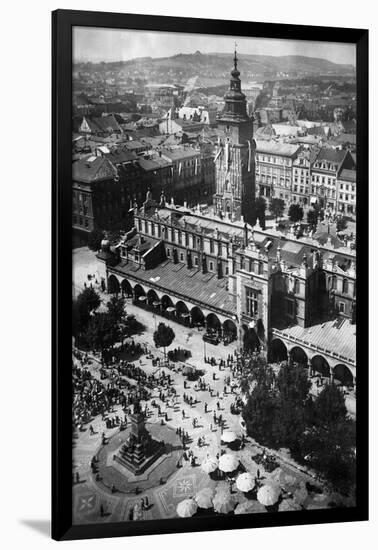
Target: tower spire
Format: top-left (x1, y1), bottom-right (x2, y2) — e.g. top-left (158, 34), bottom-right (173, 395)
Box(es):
top-left (234, 42), bottom-right (238, 70)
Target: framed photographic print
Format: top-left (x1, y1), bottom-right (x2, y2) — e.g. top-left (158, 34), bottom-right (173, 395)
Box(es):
top-left (52, 9), bottom-right (368, 541)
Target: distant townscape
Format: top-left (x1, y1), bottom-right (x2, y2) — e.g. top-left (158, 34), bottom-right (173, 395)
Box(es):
top-left (72, 45), bottom-right (357, 526)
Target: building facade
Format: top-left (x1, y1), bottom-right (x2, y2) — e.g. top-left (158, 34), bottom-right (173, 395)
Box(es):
top-left (213, 49), bottom-right (255, 221)
top-left (255, 141), bottom-right (300, 201)
top-left (95, 52), bottom-right (357, 388)
top-left (310, 147), bottom-right (355, 210)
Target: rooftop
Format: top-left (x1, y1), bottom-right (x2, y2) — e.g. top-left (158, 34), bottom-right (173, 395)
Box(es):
top-left (255, 140), bottom-right (300, 157)
top-left (113, 258), bottom-right (237, 317)
top-left (72, 156), bottom-right (117, 183)
top-left (272, 317), bottom-right (356, 366)
top-left (338, 168), bottom-right (356, 182)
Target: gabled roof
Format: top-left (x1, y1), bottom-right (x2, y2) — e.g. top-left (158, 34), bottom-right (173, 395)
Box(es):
top-left (338, 168), bottom-right (356, 182)
top-left (72, 156), bottom-right (117, 183)
top-left (106, 148), bottom-right (138, 164)
top-left (313, 147), bottom-right (347, 166)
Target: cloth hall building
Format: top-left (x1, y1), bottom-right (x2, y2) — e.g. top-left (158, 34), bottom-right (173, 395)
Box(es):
top-left (97, 52), bottom-right (356, 388)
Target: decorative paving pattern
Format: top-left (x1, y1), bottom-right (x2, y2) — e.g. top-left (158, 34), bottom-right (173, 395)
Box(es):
top-left (75, 493), bottom-right (98, 516)
top-left (172, 475), bottom-right (196, 498)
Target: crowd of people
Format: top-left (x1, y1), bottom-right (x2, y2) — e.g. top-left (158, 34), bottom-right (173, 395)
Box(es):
top-left (73, 330), bottom-right (262, 521)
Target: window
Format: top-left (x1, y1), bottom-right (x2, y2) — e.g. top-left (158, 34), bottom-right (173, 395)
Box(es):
top-left (166, 248), bottom-right (171, 257)
top-left (286, 299), bottom-right (295, 317)
top-left (343, 279), bottom-right (348, 294)
top-left (339, 301), bottom-right (345, 313)
top-left (258, 261), bottom-right (263, 275)
top-left (209, 261), bottom-right (214, 272)
top-left (194, 256), bottom-right (199, 267)
top-left (294, 279), bottom-right (300, 294)
top-left (246, 288), bottom-right (258, 317)
top-left (180, 252), bottom-right (184, 262)
top-left (209, 239), bottom-right (214, 253)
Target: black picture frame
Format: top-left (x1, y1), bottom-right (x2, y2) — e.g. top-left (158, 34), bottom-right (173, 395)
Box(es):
top-left (52, 9), bottom-right (369, 541)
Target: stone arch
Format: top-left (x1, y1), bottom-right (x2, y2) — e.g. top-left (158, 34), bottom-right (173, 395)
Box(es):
top-left (191, 306), bottom-right (205, 327)
top-left (147, 289), bottom-right (160, 307)
top-left (242, 324), bottom-right (260, 353)
top-left (333, 363), bottom-right (354, 386)
top-left (311, 354), bottom-right (330, 378)
top-left (290, 346), bottom-right (308, 366)
top-left (176, 300), bottom-right (189, 316)
top-left (270, 338), bottom-right (288, 362)
top-left (107, 274), bottom-right (120, 294)
top-left (223, 319), bottom-right (237, 342)
top-left (206, 312), bottom-right (221, 333)
top-left (176, 300), bottom-right (190, 324)
top-left (121, 278), bottom-right (133, 298)
top-left (161, 294), bottom-right (174, 311)
top-left (133, 284), bottom-right (146, 303)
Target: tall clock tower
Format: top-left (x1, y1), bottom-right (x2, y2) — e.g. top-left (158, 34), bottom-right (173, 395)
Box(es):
top-left (213, 48), bottom-right (255, 221)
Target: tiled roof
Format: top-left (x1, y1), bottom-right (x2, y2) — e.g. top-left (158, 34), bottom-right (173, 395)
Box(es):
top-left (106, 149), bottom-right (138, 164)
top-left (314, 147), bottom-right (346, 165)
top-left (338, 169), bottom-right (356, 182)
top-left (255, 140), bottom-right (300, 157)
top-left (160, 148), bottom-right (200, 161)
top-left (112, 259), bottom-right (237, 317)
top-left (72, 156), bottom-right (117, 183)
top-left (273, 318), bottom-right (356, 365)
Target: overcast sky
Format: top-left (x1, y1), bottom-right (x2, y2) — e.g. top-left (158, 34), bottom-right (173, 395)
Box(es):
top-left (73, 27), bottom-right (356, 66)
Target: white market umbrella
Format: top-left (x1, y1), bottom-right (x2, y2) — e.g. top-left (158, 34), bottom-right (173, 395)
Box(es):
top-left (195, 487), bottom-right (215, 509)
top-left (257, 483), bottom-right (281, 507)
top-left (218, 454), bottom-right (239, 473)
top-left (221, 431), bottom-right (238, 443)
top-left (212, 491), bottom-right (236, 514)
top-left (176, 498), bottom-right (198, 518)
top-left (236, 472), bottom-right (255, 493)
top-left (201, 456), bottom-right (219, 474)
top-left (234, 501), bottom-right (267, 515)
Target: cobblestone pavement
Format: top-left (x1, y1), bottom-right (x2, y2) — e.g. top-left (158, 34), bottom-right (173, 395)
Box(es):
top-left (72, 247), bottom-right (354, 525)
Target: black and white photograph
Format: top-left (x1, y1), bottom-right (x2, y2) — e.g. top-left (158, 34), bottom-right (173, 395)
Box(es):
top-left (70, 23), bottom-right (362, 530)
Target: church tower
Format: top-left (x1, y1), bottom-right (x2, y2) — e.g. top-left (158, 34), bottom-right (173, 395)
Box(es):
top-left (213, 47), bottom-right (255, 221)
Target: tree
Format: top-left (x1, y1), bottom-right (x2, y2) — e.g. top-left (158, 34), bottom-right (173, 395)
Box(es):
top-left (312, 383), bottom-right (348, 427)
top-left (73, 287), bottom-right (101, 339)
top-left (243, 383), bottom-right (278, 447)
top-left (307, 208), bottom-right (318, 230)
top-left (269, 198), bottom-right (285, 221)
top-left (153, 322), bottom-right (175, 359)
top-left (84, 311), bottom-right (115, 355)
top-left (88, 228), bottom-right (104, 252)
top-left (273, 363), bottom-right (312, 450)
top-left (299, 419), bottom-right (356, 495)
top-left (106, 295), bottom-right (128, 344)
top-left (336, 216), bottom-right (348, 232)
top-left (288, 203), bottom-right (304, 223)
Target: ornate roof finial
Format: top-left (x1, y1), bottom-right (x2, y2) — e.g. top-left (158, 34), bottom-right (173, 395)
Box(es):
top-left (234, 42), bottom-right (238, 70)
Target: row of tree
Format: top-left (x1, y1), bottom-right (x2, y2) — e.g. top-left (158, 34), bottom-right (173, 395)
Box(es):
top-left (241, 357), bottom-right (356, 496)
top-left (72, 288), bottom-right (142, 355)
